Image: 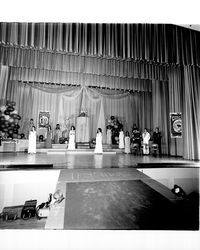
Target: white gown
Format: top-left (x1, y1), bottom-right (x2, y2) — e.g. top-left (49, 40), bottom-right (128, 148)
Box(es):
top-left (142, 132), bottom-right (150, 154)
top-left (28, 131), bottom-right (36, 153)
top-left (94, 132), bottom-right (103, 154)
top-left (119, 131), bottom-right (125, 149)
top-left (124, 136), bottom-right (131, 154)
top-left (106, 129), bottom-right (112, 144)
top-left (68, 130), bottom-right (75, 150)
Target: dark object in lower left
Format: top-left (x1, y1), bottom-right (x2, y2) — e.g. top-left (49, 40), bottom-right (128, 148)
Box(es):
top-left (1, 205), bottom-right (24, 221)
top-left (21, 200), bottom-right (37, 220)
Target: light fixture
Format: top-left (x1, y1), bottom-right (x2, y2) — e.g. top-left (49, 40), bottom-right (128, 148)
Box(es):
top-left (171, 184), bottom-right (186, 198)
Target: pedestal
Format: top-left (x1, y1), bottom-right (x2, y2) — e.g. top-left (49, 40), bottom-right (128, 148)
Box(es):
top-left (76, 117), bottom-right (90, 143)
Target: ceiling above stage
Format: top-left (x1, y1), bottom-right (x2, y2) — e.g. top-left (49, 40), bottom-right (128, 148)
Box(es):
top-left (178, 24), bottom-right (200, 32)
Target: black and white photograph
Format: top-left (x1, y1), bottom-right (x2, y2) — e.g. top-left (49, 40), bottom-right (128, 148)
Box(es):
top-left (0, 1), bottom-right (199, 250)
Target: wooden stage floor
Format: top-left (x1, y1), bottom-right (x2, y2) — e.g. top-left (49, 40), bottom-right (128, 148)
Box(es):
top-left (0, 152), bottom-right (199, 169)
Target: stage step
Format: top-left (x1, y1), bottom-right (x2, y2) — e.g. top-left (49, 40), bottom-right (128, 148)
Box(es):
top-left (76, 142), bottom-right (90, 149)
top-left (40, 148), bottom-right (119, 155)
top-left (52, 144), bottom-right (67, 149)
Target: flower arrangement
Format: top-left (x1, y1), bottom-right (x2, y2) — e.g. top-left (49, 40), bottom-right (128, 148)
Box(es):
top-left (78, 109), bottom-right (88, 117)
top-left (106, 115), bottom-right (123, 144)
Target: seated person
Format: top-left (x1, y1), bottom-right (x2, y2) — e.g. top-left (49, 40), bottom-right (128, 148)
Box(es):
top-left (131, 126), bottom-right (142, 148)
top-left (62, 125), bottom-right (68, 144)
top-left (152, 127), bottom-right (162, 155)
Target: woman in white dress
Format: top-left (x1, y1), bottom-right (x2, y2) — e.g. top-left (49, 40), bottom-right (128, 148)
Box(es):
top-left (106, 125), bottom-right (112, 145)
top-left (68, 125), bottom-right (76, 150)
top-left (28, 126), bottom-right (36, 154)
top-left (54, 124), bottom-right (61, 144)
top-left (124, 131), bottom-right (131, 154)
top-left (119, 128), bottom-right (125, 149)
top-left (142, 128), bottom-right (150, 155)
top-left (94, 128), bottom-right (103, 154)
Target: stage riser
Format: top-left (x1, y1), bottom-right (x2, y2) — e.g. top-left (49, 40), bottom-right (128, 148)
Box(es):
top-left (37, 148), bottom-right (123, 154)
top-left (47, 151), bottom-right (116, 155)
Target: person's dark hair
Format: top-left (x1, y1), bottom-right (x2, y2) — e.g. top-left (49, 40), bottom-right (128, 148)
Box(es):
top-left (30, 118), bottom-right (33, 121)
top-left (97, 128), bottom-right (102, 133)
top-left (71, 125), bottom-right (75, 130)
top-left (126, 131), bottom-right (129, 136)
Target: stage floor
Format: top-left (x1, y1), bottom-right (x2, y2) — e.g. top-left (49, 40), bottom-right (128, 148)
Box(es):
top-left (0, 152), bottom-right (199, 170)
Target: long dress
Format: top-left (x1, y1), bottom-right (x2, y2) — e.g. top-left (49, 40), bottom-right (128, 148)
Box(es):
top-left (68, 130), bottom-right (75, 150)
top-left (54, 129), bottom-right (61, 144)
top-left (28, 130), bottom-right (36, 153)
top-left (142, 132), bottom-right (150, 154)
top-left (119, 131), bottom-right (125, 149)
top-left (94, 132), bottom-right (103, 154)
top-left (45, 130), bottom-right (52, 148)
top-left (124, 136), bottom-right (131, 154)
top-left (106, 129), bottom-right (112, 144)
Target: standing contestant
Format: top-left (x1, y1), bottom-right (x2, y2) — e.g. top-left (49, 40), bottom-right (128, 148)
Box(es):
top-left (142, 128), bottom-right (150, 155)
top-left (94, 128), bottom-right (103, 154)
top-left (124, 131), bottom-right (131, 154)
top-left (28, 126), bottom-right (36, 154)
top-left (106, 125), bottom-right (112, 145)
top-left (119, 128), bottom-right (125, 149)
top-left (68, 125), bottom-right (76, 150)
top-left (45, 125), bottom-right (52, 148)
top-left (54, 124), bottom-right (61, 144)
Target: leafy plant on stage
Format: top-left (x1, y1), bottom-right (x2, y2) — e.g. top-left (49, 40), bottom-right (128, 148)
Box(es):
top-left (0, 100), bottom-right (24, 140)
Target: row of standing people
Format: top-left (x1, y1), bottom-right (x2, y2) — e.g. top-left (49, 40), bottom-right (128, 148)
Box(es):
top-left (28, 124), bottom-right (76, 153)
top-left (115, 126), bottom-right (162, 155)
top-left (28, 122), bottom-right (161, 155)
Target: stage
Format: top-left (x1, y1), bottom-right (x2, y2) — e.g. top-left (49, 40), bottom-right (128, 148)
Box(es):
top-left (0, 151), bottom-right (199, 170)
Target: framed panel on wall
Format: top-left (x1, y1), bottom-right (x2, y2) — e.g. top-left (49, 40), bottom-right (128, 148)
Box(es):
top-left (170, 112), bottom-right (182, 138)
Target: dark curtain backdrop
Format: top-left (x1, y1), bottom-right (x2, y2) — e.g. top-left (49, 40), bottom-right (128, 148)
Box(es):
top-left (0, 23), bottom-right (199, 160)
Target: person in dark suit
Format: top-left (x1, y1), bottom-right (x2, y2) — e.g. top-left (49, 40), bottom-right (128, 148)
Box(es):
top-left (152, 127), bottom-right (162, 155)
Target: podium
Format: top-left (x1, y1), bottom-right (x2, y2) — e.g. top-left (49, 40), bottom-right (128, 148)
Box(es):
top-left (76, 116), bottom-right (90, 148)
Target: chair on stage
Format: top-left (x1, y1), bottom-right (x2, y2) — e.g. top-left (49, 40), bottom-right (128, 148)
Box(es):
top-left (132, 143), bottom-right (140, 155)
top-left (151, 143), bottom-right (159, 156)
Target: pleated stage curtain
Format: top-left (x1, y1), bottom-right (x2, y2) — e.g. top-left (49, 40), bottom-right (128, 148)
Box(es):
top-left (1, 23), bottom-right (200, 160)
top-left (168, 66), bottom-right (183, 156)
top-left (0, 65), bottom-right (9, 104)
top-left (182, 66), bottom-right (200, 160)
top-left (6, 81), bottom-right (152, 141)
top-left (152, 80), bottom-right (169, 155)
top-left (1, 23), bottom-right (200, 65)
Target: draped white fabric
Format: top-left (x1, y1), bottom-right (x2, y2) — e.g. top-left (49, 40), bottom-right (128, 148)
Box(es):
top-left (0, 65), bottom-right (9, 104)
top-left (6, 81), bottom-right (152, 140)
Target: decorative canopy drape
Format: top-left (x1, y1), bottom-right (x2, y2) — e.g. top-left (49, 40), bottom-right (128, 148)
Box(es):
top-left (6, 81), bottom-right (152, 142)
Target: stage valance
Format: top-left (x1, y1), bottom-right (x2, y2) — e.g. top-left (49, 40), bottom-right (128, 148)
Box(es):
top-left (0, 46), bottom-right (169, 81)
top-left (1, 23), bottom-right (200, 65)
top-left (9, 67), bottom-right (153, 91)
